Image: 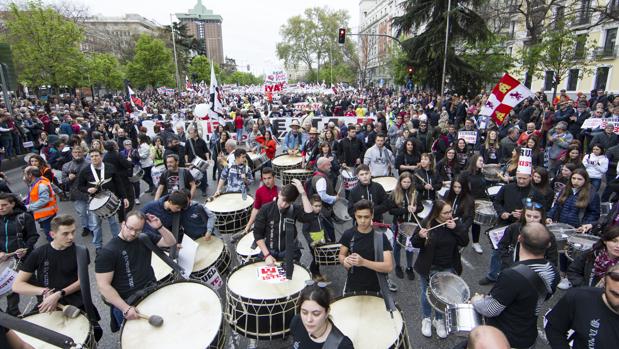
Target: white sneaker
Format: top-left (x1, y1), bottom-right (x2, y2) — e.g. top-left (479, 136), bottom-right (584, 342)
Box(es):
top-left (472, 243), bottom-right (483, 254)
top-left (558, 277), bottom-right (572, 290)
top-left (421, 318), bottom-right (432, 337)
top-left (387, 278), bottom-right (398, 292)
top-left (433, 319), bottom-right (448, 339)
top-left (135, 199), bottom-right (141, 205)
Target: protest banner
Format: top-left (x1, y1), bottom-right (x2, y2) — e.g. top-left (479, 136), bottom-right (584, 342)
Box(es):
top-left (581, 117), bottom-right (619, 134)
top-left (517, 147), bottom-right (533, 175)
top-left (458, 130), bottom-right (478, 145)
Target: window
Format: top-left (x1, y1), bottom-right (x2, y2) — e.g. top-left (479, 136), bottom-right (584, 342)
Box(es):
top-left (594, 67), bottom-right (609, 90)
top-left (544, 71), bottom-right (555, 91)
top-left (604, 28), bottom-right (617, 54)
top-left (567, 69), bottom-right (579, 91)
top-left (555, 6), bottom-right (565, 28)
top-left (579, 0), bottom-right (591, 24)
top-left (510, 21), bottom-right (516, 39)
top-left (575, 34), bottom-right (587, 58)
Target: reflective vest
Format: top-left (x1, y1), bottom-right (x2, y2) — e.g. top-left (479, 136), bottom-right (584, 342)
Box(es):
top-left (29, 178), bottom-right (58, 221)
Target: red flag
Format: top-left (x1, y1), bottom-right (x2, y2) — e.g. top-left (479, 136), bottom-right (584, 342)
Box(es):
top-left (480, 74), bottom-right (533, 126)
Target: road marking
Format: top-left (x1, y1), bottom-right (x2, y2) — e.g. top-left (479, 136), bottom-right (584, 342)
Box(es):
top-left (537, 327), bottom-right (548, 343)
top-left (461, 256), bottom-right (475, 270)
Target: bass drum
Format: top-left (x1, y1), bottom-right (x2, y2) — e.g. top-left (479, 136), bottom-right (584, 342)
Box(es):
top-left (16, 310), bottom-right (94, 349)
top-left (151, 165), bottom-right (166, 186)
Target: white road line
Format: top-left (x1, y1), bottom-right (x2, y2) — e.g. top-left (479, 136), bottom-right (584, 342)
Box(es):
top-left (461, 256), bottom-right (475, 270)
top-left (538, 327), bottom-right (548, 343)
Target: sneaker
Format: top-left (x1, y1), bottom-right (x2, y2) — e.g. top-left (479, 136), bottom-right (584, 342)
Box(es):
top-left (558, 277), bottom-right (572, 290)
top-left (472, 242), bottom-right (483, 254)
top-left (395, 266), bottom-right (404, 279)
top-left (387, 278), bottom-right (398, 292)
top-left (406, 267), bottom-right (416, 280)
top-left (421, 318), bottom-right (432, 337)
top-left (135, 199), bottom-right (141, 205)
top-left (433, 319), bottom-right (448, 339)
top-left (478, 277), bottom-right (495, 286)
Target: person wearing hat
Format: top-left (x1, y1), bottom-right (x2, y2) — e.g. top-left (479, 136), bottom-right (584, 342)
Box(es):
top-left (283, 120), bottom-right (303, 156)
top-left (301, 127), bottom-right (320, 168)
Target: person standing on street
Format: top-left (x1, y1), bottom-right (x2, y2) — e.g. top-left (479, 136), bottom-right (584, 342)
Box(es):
top-left (23, 166), bottom-right (58, 241)
top-left (61, 146), bottom-right (91, 237)
top-left (185, 127), bottom-right (210, 197)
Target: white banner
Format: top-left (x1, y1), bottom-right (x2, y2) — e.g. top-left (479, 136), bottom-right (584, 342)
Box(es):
top-left (458, 130), bottom-right (478, 144)
top-left (581, 117), bottom-right (619, 133)
top-left (517, 147), bottom-right (533, 175)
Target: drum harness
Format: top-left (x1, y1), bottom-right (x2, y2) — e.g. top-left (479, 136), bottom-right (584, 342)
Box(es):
top-left (0, 311), bottom-right (78, 348)
top-left (373, 230), bottom-right (396, 318)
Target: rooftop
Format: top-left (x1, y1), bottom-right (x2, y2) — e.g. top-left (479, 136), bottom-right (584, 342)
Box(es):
top-left (175, 0), bottom-right (223, 22)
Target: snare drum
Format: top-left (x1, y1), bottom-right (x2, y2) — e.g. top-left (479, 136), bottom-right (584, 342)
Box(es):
top-left (566, 234), bottom-right (600, 261)
top-left (88, 191), bottom-right (121, 218)
top-left (120, 280), bottom-right (224, 349)
top-left (341, 169), bottom-right (358, 191)
top-left (426, 272), bottom-right (471, 313)
top-left (418, 200), bottom-right (433, 220)
top-left (129, 166), bottom-right (144, 183)
top-left (272, 154), bottom-right (302, 178)
top-left (0, 260), bottom-right (17, 296)
top-left (282, 169), bottom-right (312, 186)
top-left (333, 198), bottom-right (351, 222)
top-left (474, 200), bottom-right (497, 226)
top-left (313, 243), bottom-right (342, 265)
top-left (190, 236), bottom-right (232, 282)
top-left (189, 167), bottom-right (204, 185)
top-left (225, 261), bottom-right (311, 340)
top-left (330, 293), bottom-right (412, 349)
top-left (445, 304), bottom-right (483, 336)
top-left (235, 232), bottom-right (261, 263)
top-left (374, 176), bottom-right (397, 195)
top-left (205, 193), bottom-right (254, 234)
top-left (191, 156), bottom-right (209, 172)
top-left (151, 164), bottom-right (165, 185)
top-left (600, 202), bottom-right (613, 219)
top-left (487, 184), bottom-right (503, 197)
top-left (438, 186), bottom-right (449, 198)
top-left (16, 310), bottom-right (94, 349)
top-left (248, 153), bottom-right (268, 171)
top-left (482, 164), bottom-right (501, 182)
top-left (547, 223), bottom-right (577, 251)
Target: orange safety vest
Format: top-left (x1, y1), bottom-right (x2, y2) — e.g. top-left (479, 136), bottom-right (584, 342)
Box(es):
top-left (29, 177), bottom-right (58, 221)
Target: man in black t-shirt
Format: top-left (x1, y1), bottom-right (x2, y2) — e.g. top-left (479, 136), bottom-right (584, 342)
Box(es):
top-left (545, 263), bottom-right (619, 349)
top-left (154, 154), bottom-right (196, 200)
top-left (95, 211), bottom-right (176, 330)
top-left (338, 200), bottom-right (393, 294)
top-left (472, 223), bottom-right (559, 349)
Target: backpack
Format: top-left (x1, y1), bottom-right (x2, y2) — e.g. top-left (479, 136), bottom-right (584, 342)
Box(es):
top-left (304, 171), bottom-right (326, 197)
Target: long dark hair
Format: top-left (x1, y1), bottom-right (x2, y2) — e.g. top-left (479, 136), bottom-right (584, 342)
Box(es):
top-left (518, 204), bottom-right (547, 225)
top-left (593, 226), bottom-right (619, 252)
top-left (557, 168), bottom-right (593, 208)
top-left (297, 284), bottom-right (331, 313)
top-left (533, 166), bottom-right (551, 195)
top-left (444, 175), bottom-right (473, 217)
top-left (423, 199), bottom-right (450, 229)
top-left (465, 153), bottom-right (482, 174)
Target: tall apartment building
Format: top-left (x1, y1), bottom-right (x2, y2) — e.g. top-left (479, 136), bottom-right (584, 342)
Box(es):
top-left (175, 0), bottom-right (224, 65)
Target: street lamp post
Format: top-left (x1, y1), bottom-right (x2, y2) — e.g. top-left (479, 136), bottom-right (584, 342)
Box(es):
top-left (440, 0), bottom-right (452, 97)
top-left (170, 14), bottom-right (181, 91)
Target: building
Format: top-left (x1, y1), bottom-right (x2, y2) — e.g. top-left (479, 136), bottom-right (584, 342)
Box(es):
top-left (176, 0), bottom-right (224, 65)
top-left (503, 0), bottom-right (619, 96)
top-left (82, 14), bottom-right (161, 61)
top-left (358, 0), bottom-right (407, 87)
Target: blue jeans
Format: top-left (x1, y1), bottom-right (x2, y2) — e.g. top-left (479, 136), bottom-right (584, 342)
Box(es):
top-left (420, 268), bottom-right (455, 319)
top-left (392, 223), bottom-right (413, 268)
top-left (486, 248), bottom-right (502, 281)
top-left (74, 200), bottom-right (90, 232)
top-left (38, 216), bottom-right (54, 241)
top-left (91, 212), bottom-right (120, 249)
top-left (236, 129), bottom-right (243, 143)
top-left (590, 178), bottom-right (602, 193)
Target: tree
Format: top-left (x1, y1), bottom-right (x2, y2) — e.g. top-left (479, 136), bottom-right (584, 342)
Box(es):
top-left (126, 34), bottom-right (175, 88)
top-left (3, 1), bottom-right (85, 88)
top-left (85, 53), bottom-right (124, 91)
top-left (222, 71), bottom-right (262, 85)
top-left (459, 34), bottom-right (514, 93)
top-left (159, 21), bottom-right (196, 77)
top-left (393, 0), bottom-right (491, 94)
top-left (188, 55), bottom-right (221, 83)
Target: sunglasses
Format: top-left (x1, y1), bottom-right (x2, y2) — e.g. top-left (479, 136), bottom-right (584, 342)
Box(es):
top-left (523, 198), bottom-right (543, 210)
top-left (305, 280), bottom-right (331, 288)
top-left (606, 271), bottom-right (619, 281)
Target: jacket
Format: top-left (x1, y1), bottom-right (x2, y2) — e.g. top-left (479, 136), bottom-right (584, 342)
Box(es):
top-left (461, 170), bottom-right (488, 200)
top-left (0, 207), bottom-right (38, 253)
top-left (582, 154), bottom-right (609, 179)
top-left (348, 182), bottom-right (391, 222)
top-left (363, 145), bottom-right (394, 177)
top-left (493, 183), bottom-right (544, 226)
top-left (566, 249), bottom-right (600, 287)
top-left (337, 137), bottom-right (365, 167)
top-left (414, 168), bottom-right (441, 201)
top-left (548, 188), bottom-right (600, 227)
top-left (253, 201), bottom-right (313, 252)
top-left (395, 152), bottom-right (420, 175)
top-left (27, 178), bottom-right (58, 221)
top-left (498, 222), bottom-right (558, 269)
top-left (411, 218), bottom-right (469, 276)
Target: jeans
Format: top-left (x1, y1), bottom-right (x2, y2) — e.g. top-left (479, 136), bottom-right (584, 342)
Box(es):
top-left (38, 216), bottom-right (54, 241)
top-left (133, 181), bottom-right (141, 200)
top-left (74, 200), bottom-right (90, 232)
top-left (322, 215), bottom-right (335, 242)
top-left (471, 223), bottom-right (481, 243)
top-left (590, 178), bottom-right (602, 193)
top-left (91, 212), bottom-right (120, 249)
top-left (142, 166), bottom-right (155, 190)
top-left (1, 136), bottom-right (13, 157)
top-left (420, 268), bottom-right (455, 320)
top-left (486, 248), bottom-right (502, 281)
top-left (559, 252), bottom-right (570, 273)
top-left (392, 223), bottom-right (413, 268)
top-left (236, 129), bottom-right (243, 143)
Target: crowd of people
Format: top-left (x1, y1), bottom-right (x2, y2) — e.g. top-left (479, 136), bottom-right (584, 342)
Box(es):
top-left (0, 85), bottom-right (618, 349)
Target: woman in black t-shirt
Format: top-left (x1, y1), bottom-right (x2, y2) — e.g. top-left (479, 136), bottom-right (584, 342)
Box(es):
top-left (290, 282), bottom-right (353, 349)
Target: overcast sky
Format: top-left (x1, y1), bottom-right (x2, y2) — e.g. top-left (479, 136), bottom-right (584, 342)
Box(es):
top-left (66, 0), bottom-right (359, 76)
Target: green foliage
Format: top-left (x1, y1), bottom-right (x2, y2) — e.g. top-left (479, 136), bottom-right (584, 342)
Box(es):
top-left (188, 55), bottom-right (220, 83)
top-left (126, 34), bottom-right (175, 88)
top-left (459, 34), bottom-right (514, 93)
top-left (4, 1), bottom-right (85, 87)
top-left (84, 53), bottom-right (124, 90)
top-left (222, 71), bottom-right (262, 85)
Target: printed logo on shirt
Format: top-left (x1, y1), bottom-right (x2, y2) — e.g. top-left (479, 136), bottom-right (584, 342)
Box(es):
top-left (122, 250), bottom-right (135, 288)
top-left (588, 319), bottom-right (600, 348)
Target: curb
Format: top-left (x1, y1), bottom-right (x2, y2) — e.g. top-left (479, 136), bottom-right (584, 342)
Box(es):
top-left (1, 154), bottom-right (27, 172)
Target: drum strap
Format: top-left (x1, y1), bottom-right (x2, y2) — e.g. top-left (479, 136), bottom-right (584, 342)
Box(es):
top-left (373, 230), bottom-right (396, 314)
top-left (138, 233), bottom-right (183, 274)
top-left (284, 205), bottom-right (295, 280)
top-left (0, 312), bottom-right (76, 349)
top-left (188, 137), bottom-right (197, 158)
top-left (75, 244), bottom-right (98, 323)
top-left (170, 213), bottom-right (181, 259)
top-left (323, 322), bottom-right (345, 349)
top-left (511, 263), bottom-right (548, 300)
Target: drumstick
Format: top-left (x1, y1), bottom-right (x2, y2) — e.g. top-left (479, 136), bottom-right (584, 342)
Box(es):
top-left (137, 313), bottom-right (164, 327)
top-left (427, 218), bottom-right (460, 232)
top-left (58, 304), bottom-right (81, 319)
top-left (414, 173), bottom-right (428, 185)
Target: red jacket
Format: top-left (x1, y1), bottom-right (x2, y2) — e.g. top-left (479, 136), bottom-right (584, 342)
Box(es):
top-left (235, 115), bottom-right (243, 129)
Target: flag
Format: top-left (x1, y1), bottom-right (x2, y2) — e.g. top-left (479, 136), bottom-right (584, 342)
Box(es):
top-left (127, 85), bottom-right (143, 110)
top-left (480, 73), bottom-right (533, 126)
top-left (198, 80), bottom-right (207, 96)
top-left (185, 75), bottom-right (192, 91)
top-left (209, 62), bottom-right (224, 121)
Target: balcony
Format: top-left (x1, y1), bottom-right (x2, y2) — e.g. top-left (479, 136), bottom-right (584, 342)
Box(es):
top-left (593, 47), bottom-right (617, 60)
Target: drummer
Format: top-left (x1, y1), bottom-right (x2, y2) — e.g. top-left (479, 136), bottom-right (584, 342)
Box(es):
top-left (95, 211), bottom-right (176, 332)
top-left (186, 127), bottom-right (211, 197)
top-left (283, 120), bottom-right (303, 156)
top-left (567, 226), bottom-right (619, 288)
top-left (12, 214), bottom-right (102, 341)
top-left (154, 154), bottom-right (196, 200)
top-left (141, 190), bottom-right (189, 238)
top-left (363, 133), bottom-right (395, 177)
top-left (472, 223), bottom-right (559, 349)
top-left (301, 127), bottom-right (320, 168)
top-left (461, 154), bottom-right (491, 254)
top-left (213, 148), bottom-right (254, 196)
top-left (239, 167), bottom-right (278, 239)
top-left (253, 179), bottom-right (313, 267)
top-left (492, 172), bottom-right (544, 227)
top-left (180, 193), bottom-right (216, 241)
top-left (290, 280), bottom-right (354, 349)
top-left (347, 164), bottom-right (391, 223)
top-left (77, 148), bottom-right (128, 251)
top-left (308, 157), bottom-right (337, 242)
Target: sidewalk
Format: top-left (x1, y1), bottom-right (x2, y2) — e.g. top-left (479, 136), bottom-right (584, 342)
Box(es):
top-left (1, 154), bottom-right (26, 172)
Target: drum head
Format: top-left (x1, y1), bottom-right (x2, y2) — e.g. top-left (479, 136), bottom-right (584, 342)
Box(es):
top-left (283, 169), bottom-right (311, 175)
top-left (330, 294), bottom-right (404, 349)
top-left (487, 186), bottom-right (502, 196)
top-left (373, 176), bottom-right (397, 193)
top-left (227, 261), bottom-right (310, 300)
top-left (16, 311), bottom-right (90, 348)
top-left (547, 223), bottom-right (577, 235)
top-left (429, 272), bottom-right (470, 305)
top-left (121, 281), bottom-right (222, 349)
top-left (151, 253), bottom-right (173, 282)
top-left (333, 198), bottom-right (351, 221)
top-left (205, 193), bottom-right (254, 213)
top-left (0, 260), bottom-right (16, 296)
top-left (567, 234), bottom-right (600, 249)
top-left (88, 195), bottom-right (107, 210)
top-left (193, 237), bottom-right (225, 272)
top-left (272, 155), bottom-right (302, 166)
top-left (236, 232), bottom-right (260, 257)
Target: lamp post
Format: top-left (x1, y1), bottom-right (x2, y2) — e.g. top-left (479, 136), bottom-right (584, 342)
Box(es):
top-left (170, 14), bottom-right (181, 91)
top-left (440, 0), bottom-right (452, 97)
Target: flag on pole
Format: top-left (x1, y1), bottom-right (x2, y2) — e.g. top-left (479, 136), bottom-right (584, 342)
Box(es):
top-left (209, 62), bottom-right (224, 121)
top-left (127, 85), bottom-right (143, 110)
top-left (479, 73), bottom-right (533, 126)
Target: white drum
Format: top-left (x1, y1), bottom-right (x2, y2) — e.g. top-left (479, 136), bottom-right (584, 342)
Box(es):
top-left (0, 260), bottom-right (17, 296)
top-left (341, 169), bottom-right (358, 191)
top-left (330, 293), bottom-right (411, 349)
top-left (235, 232), bottom-right (261, 263)
top-left (205, 193), bottom-right (254, 234)
top-left (191, 236), bottom-right (231, 280)
top-left (418, 200), bottom-right (433, 220)
top-left (271, 155), bottom-right (302, 178)
top-left (374, 176), bottom-right (397, 195)
top-left (16, 311), bottom-right (94, 349)
top-left (487, 185), bottom-right (503, 197)
top-left (189, 167), bottom-right (204, 184)
top-left (151, 165), bottom-right (166, 186)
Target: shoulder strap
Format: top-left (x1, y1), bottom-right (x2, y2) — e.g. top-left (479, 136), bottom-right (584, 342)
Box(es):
top-left (284, 204), bottom-right (295, 280)
top-left (75, 245), bottom-right (97, 322)
top-left (323, 322), bottom-right (345, 349)
top-left (373, 230), bottom-right (396, 313)
top-left (511, 263), bottom-right (548, 299)
top-left (138, 233), bottom-right (183, 274)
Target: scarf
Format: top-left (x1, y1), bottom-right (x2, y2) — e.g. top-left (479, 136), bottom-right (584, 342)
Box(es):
top-left (593, 249), bottom-right (619, 278)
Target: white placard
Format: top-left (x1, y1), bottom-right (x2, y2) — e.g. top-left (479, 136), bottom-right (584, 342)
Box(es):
top-left (458, 130), bottom-right (478, 144)
top-left (517, 147), bottom-right (532, 175)
top-left (177, 234), bottom-right (198, 279)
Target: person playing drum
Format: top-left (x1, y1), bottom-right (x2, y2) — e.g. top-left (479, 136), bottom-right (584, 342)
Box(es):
top-left (253, 179), bottom-right (313, 267)
top-left (214, 148), bottom-right (254, 196)
top-left (338, 200), bottom-right (394, 294)
top-left (302, 195), bottom-right (326, 277)
top-left (239, 167), bottom-right (278, 240)
top-left (283, 120), bottom-right (304, 156)
top-left (347, 164), bottom-right (391, 223)
top-left (309, 157), bottom-right (338, 243)
top-left (154, 154), bottom-right (196, 200)
top-left (186, 126), bottom-right (211, 197)
top-left (12, 214), bottom-right (102, 341)
top-left (95, 211), bottom-right (176, 331)
top-left (290, 280), bottom-right (354, 349)
top-left (567, 226), bottom-right (619, 288)
top-left (0, 193), bottom-right (38, 316)
top-left (141, 190), bottom-right (189, 240)
top-left (180, 193), bottom-right (217, 241)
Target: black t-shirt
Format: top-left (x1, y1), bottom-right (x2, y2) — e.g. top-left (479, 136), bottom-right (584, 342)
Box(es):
top-left (339, 228), bottom-right (392, 293)
top-left (158, 168), bottom-right (194, 194)
top-left (290, 315), bottom-right (354, 349)
top-left (545, 287), bottom-right (619, 349)
top-left (0, 326), bottom-right (9, 349)
top-left (94, 234), bottom-right (160, 299)
top-left (20, 244), bottom-right (88, 308)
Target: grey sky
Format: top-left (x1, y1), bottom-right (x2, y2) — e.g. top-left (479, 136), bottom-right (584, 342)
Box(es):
top-left (73, 0), bottom-right (359, 76)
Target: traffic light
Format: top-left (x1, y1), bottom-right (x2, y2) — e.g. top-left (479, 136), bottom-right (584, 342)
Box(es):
top-left (407, 66), bottom-right (414, 75)
top-left (338, 28), bottom-right (346, 44)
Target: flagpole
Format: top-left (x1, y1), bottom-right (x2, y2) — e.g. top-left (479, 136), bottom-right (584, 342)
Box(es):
top-left (440, 0), bottom-right (452, 97)
top-left (170, 13), bottom-right (181, 91)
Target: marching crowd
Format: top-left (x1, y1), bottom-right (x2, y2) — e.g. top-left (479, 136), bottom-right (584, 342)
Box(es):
top-left (0, 85), bottom-right (619, 349)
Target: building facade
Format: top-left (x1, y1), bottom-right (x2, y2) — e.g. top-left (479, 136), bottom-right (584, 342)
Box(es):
top-left (176, 0), bottom-right (224, 65)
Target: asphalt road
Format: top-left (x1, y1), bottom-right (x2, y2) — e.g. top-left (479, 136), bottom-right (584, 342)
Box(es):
top-left (0, 163), bottom-right (558, 349)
